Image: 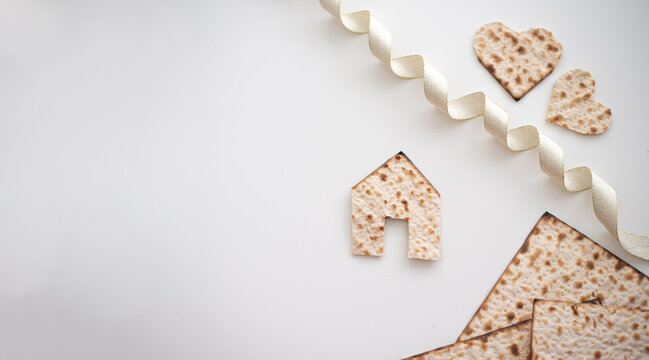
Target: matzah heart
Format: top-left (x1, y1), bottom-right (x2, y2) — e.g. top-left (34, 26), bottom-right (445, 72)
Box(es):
top-left (473, 22), bottom-right (562, 100)
top-left (546, 69), bottom-right (612, 135)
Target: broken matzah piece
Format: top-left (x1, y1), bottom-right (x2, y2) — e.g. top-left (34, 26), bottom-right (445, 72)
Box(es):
top-left (531, 299), bottom-right (649, 359)
top-left (403, 320), bottom-right (531, 360)
top-left (352, 152), bottom-right (441, 260)
top-left (405, 299), bottom-right (600, 360)
top-left (458, 212), bottom-right (649, 341)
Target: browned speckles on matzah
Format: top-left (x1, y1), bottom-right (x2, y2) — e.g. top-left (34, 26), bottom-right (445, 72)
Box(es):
top-left (403, 321), bottom-right (531, 360)
top-left (351, 152), bottom-right (441, 260)
top-left (473, 22), bottom-right (562, 100)
top-left (531, 300), bottom-right (649, 359)
top-left (458, 212), bottom-right (649, 341)
top-left (404, 300), bottom-right (601, 360)
top-left (547, 69), bottom-right (612, 135)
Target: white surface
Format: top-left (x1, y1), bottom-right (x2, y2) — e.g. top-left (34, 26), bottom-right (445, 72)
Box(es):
top-left (0, 0), bottom-right (647, 359)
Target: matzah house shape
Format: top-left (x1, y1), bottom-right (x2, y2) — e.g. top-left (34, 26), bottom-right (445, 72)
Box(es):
top-left (351, 152), bottom-right (441, 260)
top-left (458, 212), bottom-right (649, 341)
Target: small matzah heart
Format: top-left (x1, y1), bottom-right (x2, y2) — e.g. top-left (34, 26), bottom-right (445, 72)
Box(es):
top-left (474, 22), bottom-right (562, 100)
top-left (546, 69), bottom-right (612, 135)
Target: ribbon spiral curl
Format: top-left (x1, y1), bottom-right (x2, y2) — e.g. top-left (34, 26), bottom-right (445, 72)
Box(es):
top-left (321, 0), bottom-right (649, 260)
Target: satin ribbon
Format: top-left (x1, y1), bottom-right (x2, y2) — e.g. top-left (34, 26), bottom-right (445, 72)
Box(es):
top-left (320, 0), bottom-right (649, 260)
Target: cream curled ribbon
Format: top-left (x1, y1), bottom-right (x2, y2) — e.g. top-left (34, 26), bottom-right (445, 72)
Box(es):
top-left (320, 0), bottom-right (649, 260)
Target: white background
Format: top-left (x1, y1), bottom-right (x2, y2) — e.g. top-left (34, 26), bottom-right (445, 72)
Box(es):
top-left (0, 0), bottom-right (648, 359)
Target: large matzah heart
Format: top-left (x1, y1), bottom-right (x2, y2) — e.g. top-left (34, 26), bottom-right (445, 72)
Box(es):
top-left (474, 22), bottom-right (562, 100)
top-left (546, 69), bottom-right (612, 135)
